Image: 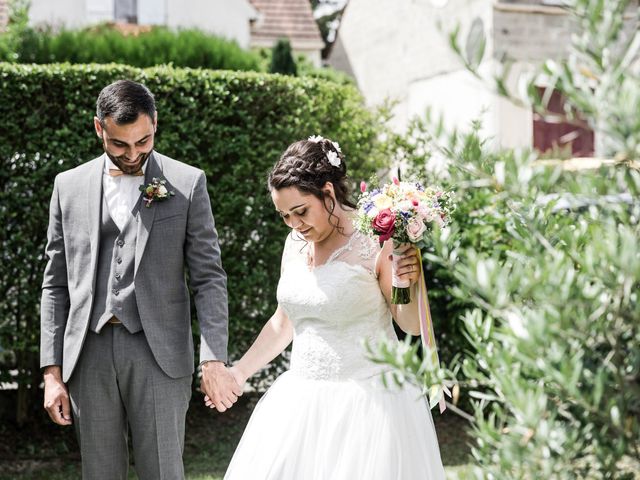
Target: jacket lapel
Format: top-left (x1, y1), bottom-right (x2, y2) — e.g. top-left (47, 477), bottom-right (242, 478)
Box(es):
top-left (135, 152), bottom-right (161, 277)
top-left (87, 155), bottom-right (104, 294)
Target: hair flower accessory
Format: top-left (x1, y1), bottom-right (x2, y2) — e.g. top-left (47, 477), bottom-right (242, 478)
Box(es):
top-left (308, 134), bottom-right (343, 167)
top-left (326, 150), bottom-right (341, 167)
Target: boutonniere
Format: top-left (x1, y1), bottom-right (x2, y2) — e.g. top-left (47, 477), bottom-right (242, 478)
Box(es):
top-left (139, 177), bottom-right (175, 208)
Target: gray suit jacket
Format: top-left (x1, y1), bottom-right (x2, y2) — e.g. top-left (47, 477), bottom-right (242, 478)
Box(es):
top-left (40, 151), bottom-right (228, 382)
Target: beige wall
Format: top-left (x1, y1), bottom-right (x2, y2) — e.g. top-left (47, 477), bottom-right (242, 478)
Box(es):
top-left (27, 0), bottom-right (257, 48)
top-left (298, 49), bottom-right (321, 68)
top-left (330, 0), bottom-right (513, 135)
top-left (29, 0), bottom-right (89, 28)
top-left (166, 0), bottom-right (257, 48)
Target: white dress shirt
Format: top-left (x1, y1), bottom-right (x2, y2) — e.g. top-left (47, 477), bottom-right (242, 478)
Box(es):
top-left (103, 155), bottom-right (148, 231)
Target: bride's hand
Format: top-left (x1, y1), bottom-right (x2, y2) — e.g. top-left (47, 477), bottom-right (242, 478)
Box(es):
top-left (228, 365), bottom-right (247, 390)
top-left (204, 365), bottom-right (247, 409)
top-left (389, 243), bottom-right (421, 285)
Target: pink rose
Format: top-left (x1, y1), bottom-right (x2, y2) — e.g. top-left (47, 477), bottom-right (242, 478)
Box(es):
top-left (417, 204), bottom-right (434, 222)
top-left (372, 209), bottom-right (396, 242)
top-left (406, 216), bottom-right (427, 242)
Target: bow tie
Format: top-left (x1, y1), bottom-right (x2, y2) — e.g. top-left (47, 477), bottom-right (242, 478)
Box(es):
top-left (109, 169), bottom-right (144, 177)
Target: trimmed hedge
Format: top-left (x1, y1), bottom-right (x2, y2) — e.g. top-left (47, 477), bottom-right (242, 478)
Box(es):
top-left (1, 25), bottom-right (262, 71)
top-left (0, 62), bottom-right (385, 422)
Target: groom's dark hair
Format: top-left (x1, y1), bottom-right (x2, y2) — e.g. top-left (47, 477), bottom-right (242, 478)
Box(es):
top-left (96, 80), bottom-right (156, 126)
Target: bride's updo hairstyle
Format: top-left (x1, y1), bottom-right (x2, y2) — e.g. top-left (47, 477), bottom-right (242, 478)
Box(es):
top-left (268, 137), bottom-right (356, 232)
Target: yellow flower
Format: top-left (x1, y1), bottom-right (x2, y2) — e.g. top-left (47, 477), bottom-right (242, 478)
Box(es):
top-left (374, 195), bottom-right (393, 210)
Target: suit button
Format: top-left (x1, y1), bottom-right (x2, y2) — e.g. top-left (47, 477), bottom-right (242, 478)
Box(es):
top-left (116, 258), bottom-right (122, 264)
top-left (115, 273), bottom-right (121, 280)
top-left (117, 240), bottom-right (125, 247)
top-left (112, 288), bottom-right (120, 296)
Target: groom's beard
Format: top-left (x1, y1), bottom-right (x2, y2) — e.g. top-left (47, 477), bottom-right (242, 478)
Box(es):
top-left (104, 145), bottom-right (153, 175)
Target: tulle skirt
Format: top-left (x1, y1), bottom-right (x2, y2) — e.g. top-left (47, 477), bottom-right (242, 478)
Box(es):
top-left (224, 370), bottom-right (446, 480)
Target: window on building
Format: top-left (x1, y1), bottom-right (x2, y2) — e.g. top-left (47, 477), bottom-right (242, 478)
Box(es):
top-left (115, 0), bottom-right (137, 23)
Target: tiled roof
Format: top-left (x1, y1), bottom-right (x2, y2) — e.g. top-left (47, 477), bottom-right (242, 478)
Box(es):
top-left (250, 0), bottom-right (324, 50)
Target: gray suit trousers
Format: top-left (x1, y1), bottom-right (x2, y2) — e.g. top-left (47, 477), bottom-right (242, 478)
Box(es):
top-left (68, 325), bottom-right (192, 480)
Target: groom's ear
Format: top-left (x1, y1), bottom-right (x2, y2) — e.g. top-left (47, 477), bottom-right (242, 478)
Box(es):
top-left (153, 111), bottom-right (158, 133)
top-left (94, 116), bottom-right (104, 138)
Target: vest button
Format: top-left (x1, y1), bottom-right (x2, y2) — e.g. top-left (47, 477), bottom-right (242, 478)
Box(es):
top-left (117, 240), bottom-right (125, 247)
top-left (115, 273), bottom-right (121, 280)
top-left (116, 258), bottom-right (122, 264)
top-left (112, 288), bottom-right (120, 296)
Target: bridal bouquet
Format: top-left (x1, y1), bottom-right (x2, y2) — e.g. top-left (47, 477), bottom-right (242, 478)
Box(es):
top-left (356, 177), bottom-right (455, 412)
top-left (354, 177), bottom-right (455, 304)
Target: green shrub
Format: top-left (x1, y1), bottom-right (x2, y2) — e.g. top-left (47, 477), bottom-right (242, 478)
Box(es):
top-left (371, 0), bottom-right (640, 476)
top-left (0, 62), bottom-right (386, 423)
top-left (296, 53), bottom-right (355, 86)
top-left (375, 115), bottom-right (640, 477)
top-left (269, 38), bottom-right (297, 76)
top-left (1, 24), bottom-right (263, 71)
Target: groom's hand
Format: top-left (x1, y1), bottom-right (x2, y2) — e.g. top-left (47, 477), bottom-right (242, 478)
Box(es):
top-left (43, 366), bottom-right (72, 426)
top-left (200, 361), bottom-right (243, 413)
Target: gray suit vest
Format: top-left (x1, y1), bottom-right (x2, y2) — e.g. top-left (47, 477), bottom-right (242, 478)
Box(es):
top-left (89, 196), bottom-right (143, 333)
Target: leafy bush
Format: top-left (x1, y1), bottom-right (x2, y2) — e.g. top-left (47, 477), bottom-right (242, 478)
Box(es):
top-left (0, 62), bottom-right (386, 423)
top-left (0, 23), bottom-right (262, 71)
top-left (372, 0), bottom-right (640, 476)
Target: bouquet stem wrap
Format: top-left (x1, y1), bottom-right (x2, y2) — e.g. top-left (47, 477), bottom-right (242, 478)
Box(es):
top-left (391, 242), bottom-right (412, 304)
top-left (416, 249), bottom-right (451, 413)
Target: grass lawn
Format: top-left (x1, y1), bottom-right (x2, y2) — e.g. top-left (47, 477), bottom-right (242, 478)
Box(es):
top-left (0, 392), bottom-right (473, 479)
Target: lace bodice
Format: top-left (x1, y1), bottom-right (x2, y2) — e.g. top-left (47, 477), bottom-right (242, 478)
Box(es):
top-left (277, 229), bottom-right (398, 381)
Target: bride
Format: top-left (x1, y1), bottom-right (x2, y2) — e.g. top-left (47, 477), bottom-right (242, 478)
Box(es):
top-left (210, 136), bottom-right (445, 479)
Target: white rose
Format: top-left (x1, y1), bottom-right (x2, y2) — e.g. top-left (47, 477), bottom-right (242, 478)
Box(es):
top-left (398, 200), bottom-right (414, 212)
top-left (158, 185), bottom-right (168, 196)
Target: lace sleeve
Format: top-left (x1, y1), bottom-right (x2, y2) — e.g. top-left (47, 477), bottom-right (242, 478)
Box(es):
top-left (329, 230), bottom-right (381, 274)
top-left (356, 232), bottom-right (382, 274)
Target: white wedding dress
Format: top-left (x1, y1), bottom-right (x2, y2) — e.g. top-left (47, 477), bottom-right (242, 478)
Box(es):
top-left (224, 230), bottom-right (446, 480)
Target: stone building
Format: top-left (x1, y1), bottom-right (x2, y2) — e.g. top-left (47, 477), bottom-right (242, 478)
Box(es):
top-left (329, 0), bottom-right (638, 154)
top-left (23, 0), bottom-right (324, 63)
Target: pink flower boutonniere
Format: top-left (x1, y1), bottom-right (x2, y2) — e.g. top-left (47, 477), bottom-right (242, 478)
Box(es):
top-left (139, 177), bottom-right (175, 208)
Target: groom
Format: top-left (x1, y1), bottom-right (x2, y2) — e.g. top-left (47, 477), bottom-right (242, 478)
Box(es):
top-left (40, 79), bottom-right (242, 479)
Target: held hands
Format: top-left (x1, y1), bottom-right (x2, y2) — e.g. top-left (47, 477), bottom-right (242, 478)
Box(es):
top-left (201, 361), bottom-right (244, 412)
top-left (43, 366), bottom-right (72, 426)
top-left (389, 243), bottom-right (421, 286)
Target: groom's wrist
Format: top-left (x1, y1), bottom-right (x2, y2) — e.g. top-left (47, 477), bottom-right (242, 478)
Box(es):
top-left (199, 359), bottom-right (227, 369)
top-left (43, 365), bottom-right (63, 382)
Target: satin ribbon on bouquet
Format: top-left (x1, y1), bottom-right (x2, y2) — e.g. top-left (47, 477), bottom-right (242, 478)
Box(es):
top-left (416, 249), bottom-right (451, 413)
